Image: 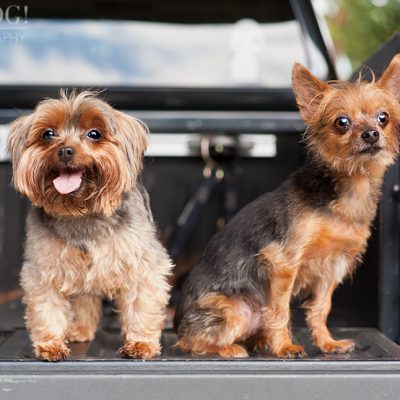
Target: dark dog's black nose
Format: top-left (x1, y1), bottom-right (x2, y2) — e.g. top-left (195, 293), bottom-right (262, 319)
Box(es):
top-left (361, 130), bottom-right (379, 144)
top-left (58, 147), bottom-right (75, 162)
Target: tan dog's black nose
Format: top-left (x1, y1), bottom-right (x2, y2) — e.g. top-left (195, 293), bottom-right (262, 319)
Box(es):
top-left (58, 147), bottom-right (75, 162)
top-left (361, 130), bottom-right (379, 144)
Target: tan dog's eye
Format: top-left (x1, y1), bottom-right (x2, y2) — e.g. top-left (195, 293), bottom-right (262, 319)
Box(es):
top-left (42, 129), bottom-right (55, 140)
top-left (334, 116), bottom-right (351, 132)
top-left (86, 129), bottom-right (102, 141)
top-left (377, 111), bottom-right (389, 126)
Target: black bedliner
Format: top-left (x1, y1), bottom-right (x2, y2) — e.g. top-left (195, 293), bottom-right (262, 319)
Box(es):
top-left (1, 328), bottom-right (399, 363)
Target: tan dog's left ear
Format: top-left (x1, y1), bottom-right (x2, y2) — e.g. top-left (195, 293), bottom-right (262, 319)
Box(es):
top-left (111, 110), bottom-right (148, 184)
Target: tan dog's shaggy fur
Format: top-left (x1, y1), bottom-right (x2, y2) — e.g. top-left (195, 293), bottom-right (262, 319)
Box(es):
top-left (7, 91), bottom-right (173, 361)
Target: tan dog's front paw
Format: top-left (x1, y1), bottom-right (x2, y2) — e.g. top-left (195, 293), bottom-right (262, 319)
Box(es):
top-left (319, 339), bottom-right (355, 354)
top-left (34, 339), bottom-right (70, 362)
top-left (119, 341), bottom-right (160, 359)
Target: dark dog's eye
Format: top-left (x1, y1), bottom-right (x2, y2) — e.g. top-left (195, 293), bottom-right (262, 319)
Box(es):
top-left (42, 129), bottom-right (55, 140)
top-left (86, 129), bottom-right (102, 141)
top-left (377, 111), bottom-right (389, 126)
top-left (334, 116), bottom-right (351, 132)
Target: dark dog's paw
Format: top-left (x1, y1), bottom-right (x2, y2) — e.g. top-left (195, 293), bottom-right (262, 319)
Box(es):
top-left (320, 339), bottom-right (355, 354)
top-left (275, 344), bottom-right (306, 359)
top-left (217, 344), bottom-right (249, 358)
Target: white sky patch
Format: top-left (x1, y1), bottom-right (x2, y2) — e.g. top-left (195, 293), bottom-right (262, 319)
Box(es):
top-left (0, 19), bottom-right (310, 87)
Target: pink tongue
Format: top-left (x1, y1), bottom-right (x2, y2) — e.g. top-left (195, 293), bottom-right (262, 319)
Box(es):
top-left (53, 171), bottom-right (82, 195)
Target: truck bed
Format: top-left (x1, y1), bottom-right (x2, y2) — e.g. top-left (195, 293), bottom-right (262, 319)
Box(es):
top-left (1, 299), bottom-right (400, 400)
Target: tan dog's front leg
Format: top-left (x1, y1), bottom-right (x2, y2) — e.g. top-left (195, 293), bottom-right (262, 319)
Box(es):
top-left (116, 270), bottom-right (170, 359)
top-left (24, 288), bottom-right (72, 361)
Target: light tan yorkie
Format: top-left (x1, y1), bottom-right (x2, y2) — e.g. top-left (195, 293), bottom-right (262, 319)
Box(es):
top-left (7, 91), bottom-right (173, 361)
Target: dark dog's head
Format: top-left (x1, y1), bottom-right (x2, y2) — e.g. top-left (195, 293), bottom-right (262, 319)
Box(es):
top-left (292, 55), bottom-right (400, 174)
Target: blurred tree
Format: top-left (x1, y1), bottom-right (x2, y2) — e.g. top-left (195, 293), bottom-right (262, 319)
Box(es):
top-left (326, 0), bottom-right (400, 69)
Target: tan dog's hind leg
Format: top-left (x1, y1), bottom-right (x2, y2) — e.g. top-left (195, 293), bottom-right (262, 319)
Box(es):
top-left (67, 295), bottom-right (102, 342)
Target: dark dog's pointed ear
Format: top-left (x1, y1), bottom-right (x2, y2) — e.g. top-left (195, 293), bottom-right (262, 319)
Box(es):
top-left (111, 110), bottom-right (148, 186)
top-left (378, 54), bottom-right (400, 103)
top-left (291, 63), bottom-right (330, 124)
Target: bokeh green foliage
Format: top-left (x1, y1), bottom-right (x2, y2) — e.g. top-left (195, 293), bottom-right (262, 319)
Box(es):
top-left (327, 0), bottom-right (400, 68)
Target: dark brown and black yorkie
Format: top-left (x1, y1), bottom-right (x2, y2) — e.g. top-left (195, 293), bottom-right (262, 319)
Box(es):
top-left (7, 91), bottom-right (173, 361)
top-left (175, 54), bottom-right (400, 358)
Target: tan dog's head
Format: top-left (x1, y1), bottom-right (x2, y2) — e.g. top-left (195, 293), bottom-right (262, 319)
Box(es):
top-left (7, 91), bottom-right (148, 217)
top-left (292, 54), bottom-right (400, 174)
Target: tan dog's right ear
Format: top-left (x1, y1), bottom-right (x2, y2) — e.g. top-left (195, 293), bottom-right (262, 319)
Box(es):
top-left (7, 115), bottom-right (32, 169)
